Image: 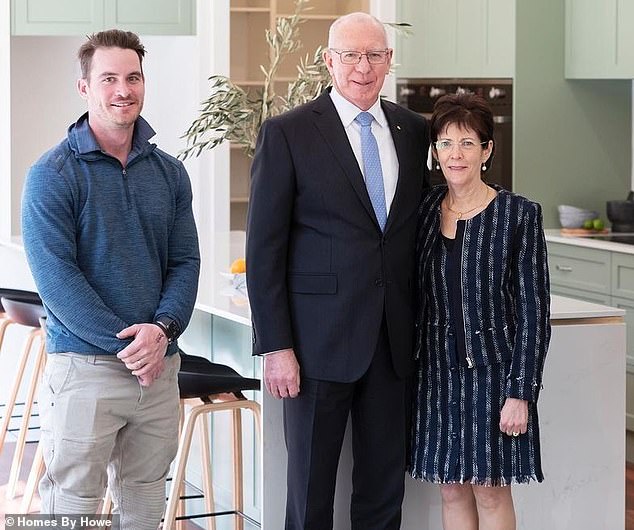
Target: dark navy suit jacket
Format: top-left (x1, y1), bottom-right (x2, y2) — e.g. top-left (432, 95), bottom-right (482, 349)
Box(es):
top-left (246, 90), bottom-right (430, 382)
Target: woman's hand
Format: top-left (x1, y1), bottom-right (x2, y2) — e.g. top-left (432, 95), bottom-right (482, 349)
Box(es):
top-left (499, 397), bottom-right (528, 436)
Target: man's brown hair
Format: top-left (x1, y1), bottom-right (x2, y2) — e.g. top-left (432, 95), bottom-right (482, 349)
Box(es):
top-left (78, 29), bottom-right (146, 80)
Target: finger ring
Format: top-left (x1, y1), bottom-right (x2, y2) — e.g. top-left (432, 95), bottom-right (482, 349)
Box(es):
top-left (512, 431), bottom-right (520, 437)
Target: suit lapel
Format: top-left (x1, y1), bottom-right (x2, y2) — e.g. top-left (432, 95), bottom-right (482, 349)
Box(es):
top-left (311, 93), bottom-right (377, 225)
top-left (382, 100), bottom-right (409, 234)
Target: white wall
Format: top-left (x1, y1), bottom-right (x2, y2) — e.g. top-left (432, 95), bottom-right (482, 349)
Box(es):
top-left (371, 0), bottom-right (397, 101)
top-left (1, 0), bottom-right (11, 241)
top-left (10, 36), bottom-right (86, 234)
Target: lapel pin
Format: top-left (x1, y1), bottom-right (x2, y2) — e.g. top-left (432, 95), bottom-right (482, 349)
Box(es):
top-left (396, 125), bottom-right (401, 130)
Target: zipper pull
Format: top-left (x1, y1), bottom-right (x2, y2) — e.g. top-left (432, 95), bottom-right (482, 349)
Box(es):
top-left (466, 356), bottom-right (474, 368)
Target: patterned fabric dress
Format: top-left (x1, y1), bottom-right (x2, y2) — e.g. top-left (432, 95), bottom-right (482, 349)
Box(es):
top-left (409, 185), bottom-right (550, 486)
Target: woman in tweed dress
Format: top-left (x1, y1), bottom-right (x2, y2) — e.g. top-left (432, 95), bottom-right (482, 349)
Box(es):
top-left (409, 93), bottom-right (551, 530)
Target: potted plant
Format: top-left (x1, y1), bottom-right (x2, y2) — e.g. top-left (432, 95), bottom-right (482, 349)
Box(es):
top-left (179, 0), bottom-right (410, 161)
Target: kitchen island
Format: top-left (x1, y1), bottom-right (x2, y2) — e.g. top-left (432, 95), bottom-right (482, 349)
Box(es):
top-left (194, 232), bottom-right (626, 529)
top-left (545, 228), bottom-right (634, 445)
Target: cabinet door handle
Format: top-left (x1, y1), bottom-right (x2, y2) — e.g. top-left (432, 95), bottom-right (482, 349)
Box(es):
top-left (556, 264), bottom-right (573, 272)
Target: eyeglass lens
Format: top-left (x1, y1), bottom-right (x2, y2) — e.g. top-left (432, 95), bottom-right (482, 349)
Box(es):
top-left (335, 50), bottom-right (388, 64)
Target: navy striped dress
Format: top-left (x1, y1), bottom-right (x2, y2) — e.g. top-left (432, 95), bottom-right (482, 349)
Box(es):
top-left (409, 184), bottom-right (551, 486)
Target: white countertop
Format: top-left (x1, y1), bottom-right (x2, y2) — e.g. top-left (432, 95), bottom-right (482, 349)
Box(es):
top-left (3, 233), bottom-right (623, 326)
top-left (549, 294), bottom-right (624, 319)
top-left (545, 228), bottom-right (634, 254)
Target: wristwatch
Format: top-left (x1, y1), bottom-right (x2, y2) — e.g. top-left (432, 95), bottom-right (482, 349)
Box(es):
top-left (153, 315), bottom-right (181, 344)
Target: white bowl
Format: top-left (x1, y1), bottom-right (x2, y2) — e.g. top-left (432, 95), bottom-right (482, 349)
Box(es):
top-left (558, 204), bottom-right (584, 214)
top-left (558, 209), bottom-right (598, 229)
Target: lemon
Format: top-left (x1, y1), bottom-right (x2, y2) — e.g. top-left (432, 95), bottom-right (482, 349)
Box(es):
top-left (230, 257), bottom-right (246, 274)
top-left (592, 218), bottom-right (605, 231)
top-left (583, 219), bottom-right (594, 230)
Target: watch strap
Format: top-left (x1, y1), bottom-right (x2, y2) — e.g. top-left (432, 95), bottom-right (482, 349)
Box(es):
top-left (153, 315), bottom-right (180, 343)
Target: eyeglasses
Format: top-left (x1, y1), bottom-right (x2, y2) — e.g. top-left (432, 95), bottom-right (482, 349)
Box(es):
top-left (434, 139), bottom-right (488, 151)
top-left (330, 49), bottom-right (390, 65)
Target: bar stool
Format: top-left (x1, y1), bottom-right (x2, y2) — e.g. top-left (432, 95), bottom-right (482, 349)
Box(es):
top-left (162, 352), bottom-right (261, 530)
top-left (0, 289), bottom-right (41, 353)
top-left (0, 296), bottom-right (47, 500)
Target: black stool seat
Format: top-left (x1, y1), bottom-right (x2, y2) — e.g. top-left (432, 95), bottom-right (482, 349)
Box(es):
top-left (1, 298), bottom-right (46, 328)
top-left (178, 352), bottom-right (260, 399)
top-left (0, 289), bottom-right (41, 313)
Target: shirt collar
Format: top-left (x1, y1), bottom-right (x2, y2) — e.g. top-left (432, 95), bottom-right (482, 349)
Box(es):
top-left (328, 87), bottom-right (387, 129)
top-left (71, 113), bottom-right (156, 155)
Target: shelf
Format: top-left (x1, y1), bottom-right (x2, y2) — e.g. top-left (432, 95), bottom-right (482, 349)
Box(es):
top-left (231, 7), bottom-right (270, 13)
top-left (277, 14), bottom-right (339, 20)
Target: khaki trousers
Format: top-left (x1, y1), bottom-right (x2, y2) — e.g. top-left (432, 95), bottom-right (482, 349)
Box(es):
top-left (38, 352), bottom-right (180, 530)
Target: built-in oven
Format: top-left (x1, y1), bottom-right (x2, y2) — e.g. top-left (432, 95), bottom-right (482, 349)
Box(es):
top-left (396, 79), bottom-right (513, 191)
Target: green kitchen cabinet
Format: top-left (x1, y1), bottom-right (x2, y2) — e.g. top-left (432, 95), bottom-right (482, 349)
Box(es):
top-left (547, 242), bottom-right (611, 298)
top-left (396, 0), bottom-right (514, 79)
top-left (11, 0), bottom-right (104, 35)
top-left (11, 0), bottom-right (195, 35)
top-left (548, 284), bottom-right (612, 306)
top-left (612, 252), bottom-right (634, 299)
top-left (565, 0), bottom-right (634, 78)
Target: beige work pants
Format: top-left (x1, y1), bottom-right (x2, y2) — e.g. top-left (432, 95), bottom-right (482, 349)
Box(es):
top-left (38, 352), bottom-right (180, 530)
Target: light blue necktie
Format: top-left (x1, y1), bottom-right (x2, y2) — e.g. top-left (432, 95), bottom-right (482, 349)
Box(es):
top-left (355, 112), bottom-right (387, 231)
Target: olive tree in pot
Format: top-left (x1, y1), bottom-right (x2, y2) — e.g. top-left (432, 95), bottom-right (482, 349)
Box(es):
top-left (178, 0), bottom-right (410, 161)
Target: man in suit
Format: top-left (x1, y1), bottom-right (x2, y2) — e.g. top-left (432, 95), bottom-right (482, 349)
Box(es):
top-left (246, 12), bottom-right (429, 529)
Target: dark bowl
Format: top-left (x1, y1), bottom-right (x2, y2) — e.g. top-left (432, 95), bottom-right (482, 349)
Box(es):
top-left (607, 200), bottom-right (634, 225)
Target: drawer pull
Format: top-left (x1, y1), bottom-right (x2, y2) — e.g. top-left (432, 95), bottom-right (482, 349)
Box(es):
top-left (556, 265), bottom-right (573, 272)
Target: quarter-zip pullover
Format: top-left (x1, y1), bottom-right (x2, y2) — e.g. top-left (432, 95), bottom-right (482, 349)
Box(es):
top-left (22, 113), bottom-right (200, 355)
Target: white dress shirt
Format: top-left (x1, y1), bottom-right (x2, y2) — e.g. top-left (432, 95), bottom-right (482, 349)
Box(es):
top-left (329, 88), bottom-right (399, 214)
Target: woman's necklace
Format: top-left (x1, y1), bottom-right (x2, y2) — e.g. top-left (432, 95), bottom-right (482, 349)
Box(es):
top-left (444, 185), bottom-right (490, 221)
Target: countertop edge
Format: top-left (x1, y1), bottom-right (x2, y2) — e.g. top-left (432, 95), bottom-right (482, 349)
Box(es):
top-left (545, 229), bottom-right (634, 254)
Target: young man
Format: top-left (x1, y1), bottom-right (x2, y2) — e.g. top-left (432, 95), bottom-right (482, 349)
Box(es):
top-left (22, 29), bottom-right (199, 530)
top-left (246, 12), bottom-right (430, 529)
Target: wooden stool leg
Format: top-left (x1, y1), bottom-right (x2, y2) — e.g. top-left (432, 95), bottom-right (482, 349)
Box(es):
top-left (19, 440), bottom-right (44, 513)
top-left (6, 333), bottom-right (46, 499)
top-left (164, 406), bottom-right (204, 530)
top-left (232, 409), bottom-right (244, 530)
top-left (199, 413), bottom-right (215, 530)
top-left (0, 317), bottom-right (14, 352)
top-left (0, 330), bottom-right (37, 453)
top-left (175, 401), bottom-right (186, 530)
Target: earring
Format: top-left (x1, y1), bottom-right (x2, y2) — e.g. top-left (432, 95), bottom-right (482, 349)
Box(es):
top-left (481, 163), bottom-right (487, 171)
top-left (435, 162), bottom-right (440, 170)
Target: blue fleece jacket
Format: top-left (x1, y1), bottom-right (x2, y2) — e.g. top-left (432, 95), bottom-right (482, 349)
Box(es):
top-left (21, 113), bottom-right (200, 355)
